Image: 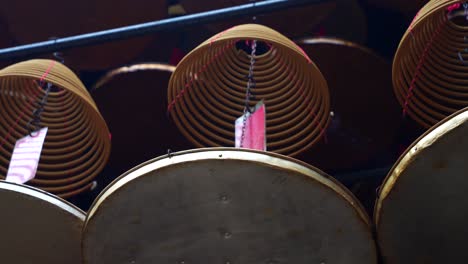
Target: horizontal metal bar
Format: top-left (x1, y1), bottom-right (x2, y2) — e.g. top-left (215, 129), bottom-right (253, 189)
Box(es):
top-left (0, 0), bottom-right (329, 60)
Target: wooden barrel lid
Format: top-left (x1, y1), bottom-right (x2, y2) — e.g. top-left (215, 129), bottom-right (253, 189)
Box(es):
top-left (375, 106), bottom-right (468, 263)
top-left (91, 63), bottom-right (192, 174)
top-left (296, 37), bottom-right (400, 171)
top-left (83, 148), bottom-right (377, 264)
top-left (178, 0), bottom-right (367, 43)
top-left (0, 0), bottom-right (167, 70)
top-left (0, 180), bottom-right (85, 263)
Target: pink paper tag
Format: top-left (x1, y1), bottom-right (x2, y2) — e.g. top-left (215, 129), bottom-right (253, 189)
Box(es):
top-left (235, 101), bottom-right (266, 151)
top-left (6, 127), bottom-right (48, 184)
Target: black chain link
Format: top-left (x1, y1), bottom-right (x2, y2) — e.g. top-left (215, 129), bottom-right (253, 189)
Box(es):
top-left (240, 40), bottom-right (257, 148)
top-left (27, 82), bottom-right (52, 135)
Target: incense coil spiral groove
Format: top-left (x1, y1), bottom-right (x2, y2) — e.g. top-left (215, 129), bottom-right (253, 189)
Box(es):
top-left (296, 37), bottom-right (400, 171)
top-left (0, 59), bottom-right (111, 198)
top-left (393, 0), bottom-right (468, 128)
top-left (91, 63), bottom-right (192, 175)
top-left (168, 24), bottom-right (330, 156)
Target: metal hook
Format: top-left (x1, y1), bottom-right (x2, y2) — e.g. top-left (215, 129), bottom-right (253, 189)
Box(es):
top-left (464, 2), bottom-right (468, 20)
top-left (27, 120), bottom-right (41, 137)
top-left (48, 37), bottom-right (65, 64)
top-left (458, 35), bottom-right (468, 64)
top-left (27, 82), bottom-right (52, 136)
top-left (167, 149), bottom-right (173, 158)
top-left (250, 0), bottom-right (258, 22)
top-left (458, 50), bottom-right (468, 63)
top-left (53, 51), bottom-right (65, 64)
top-left (375, 185), bottom-right (381, 198)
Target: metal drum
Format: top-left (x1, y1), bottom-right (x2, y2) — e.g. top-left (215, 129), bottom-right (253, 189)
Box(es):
top-left (0, 180), bottom-right (84, 263)
top-left (83, 148), bottom-right (377, 264)
top-left (375, 106), bottom-right (468, 263)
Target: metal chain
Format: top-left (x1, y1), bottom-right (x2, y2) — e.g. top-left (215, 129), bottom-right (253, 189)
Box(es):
top-left (240, 39), bottom-right (257, 148)
top-left (28, 82), bottom-right (52, 135)
top-left (250, 0), bottom-right (258, 22)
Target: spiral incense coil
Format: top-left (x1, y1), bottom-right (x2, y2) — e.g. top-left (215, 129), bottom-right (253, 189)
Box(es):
top-left (92, 63), bottom-right (192, 175)
top-left (295, 37), bottom-right (400, 171)
top-left (393, 0), bottom-right (468, 128)
top-left (0, 59), bottom-right (111, 198)
top-left (83, 148), bottom-right (377, 264)
top-left (375, 107), bottom-right (468, 264)
top-left (168, 24), bottom-right (330, 157)
top-left (0, 180), bottom-right (85, 263)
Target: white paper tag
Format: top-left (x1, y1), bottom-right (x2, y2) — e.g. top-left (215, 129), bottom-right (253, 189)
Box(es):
top-left (235, 101), bottom-right (266, 151)
top-left (6, 127), bottom-right (48, 184)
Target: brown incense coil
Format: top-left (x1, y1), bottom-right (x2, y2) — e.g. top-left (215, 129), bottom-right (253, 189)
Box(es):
top-left (178, 0), bottom-right (367, 43)
top-left (92, 63), bottom-right (192, 175)
top-left (0, 59), bottom-right (111, 198)
top-left (167, 24), bottom-right (330, 157)
top-left (296, 37), bottom-right (400, 171)
top-left (0, 0), bottom-right (167, 70)
top-left (375, 107), bottom-right (468, 264)
top-left (393, 0), bottom-right (468, 128)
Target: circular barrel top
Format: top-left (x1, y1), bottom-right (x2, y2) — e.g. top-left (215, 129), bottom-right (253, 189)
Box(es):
top-left (375, 106), bottom-right (468, 263)
top-left (83, 148), bottom-right (377, 264)
top-left (0, 180), bottom-right (85, 263)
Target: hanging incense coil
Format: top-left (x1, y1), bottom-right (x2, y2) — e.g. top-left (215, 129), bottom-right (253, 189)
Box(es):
top-left (393, 0), bottom-right (468, 128)
top-left (167, 24), bottom-right (330, 157)
top-left (0, 0), bottom-right (167, 70)
top-left (83, 148), bottom-right (377, 264)
top-left (296, 37), bottom-right (400, 171)
top-left (0, 180), bottom-right (85, 263)
top-left (375, 106), bottom-right (468, 264)
top-left (92, 63), bottom-right (192, 175)
top-left (0, 59), bottom-right (111, 198)
top-left (178, 0), bottom-right (367, 43)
